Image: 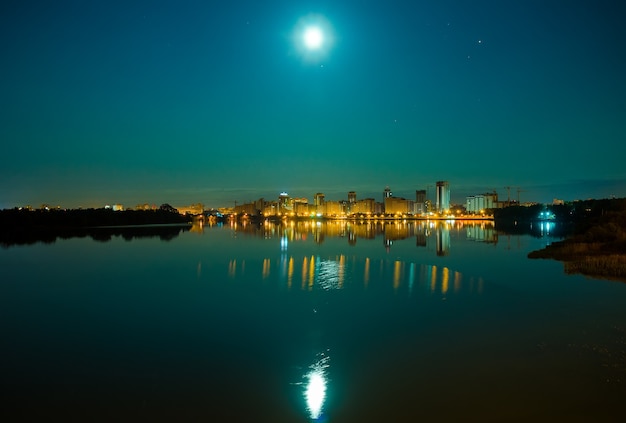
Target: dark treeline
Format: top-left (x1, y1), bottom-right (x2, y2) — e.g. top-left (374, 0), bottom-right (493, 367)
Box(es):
top-left (529, 198), bottom-right (626, 254)
top-left (0, 207), bottom-right (191, 229)
top-left (494, 198), bottom-right (626, 234)
top-left (493, 204), bottom-right (573, 237)
top-left (0, 207), bottom-right (192, 247)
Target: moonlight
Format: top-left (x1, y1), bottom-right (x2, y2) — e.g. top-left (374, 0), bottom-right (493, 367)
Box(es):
top-left (303, 26), bottom-right (323, 49)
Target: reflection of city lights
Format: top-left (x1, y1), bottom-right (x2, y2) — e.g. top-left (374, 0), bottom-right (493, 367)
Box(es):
top-left (262, 258), bottom-right (270, 279)
top-left (288, 257), bottom-right (294, 289)
top-left (393, 260), bottom-right (402, 290)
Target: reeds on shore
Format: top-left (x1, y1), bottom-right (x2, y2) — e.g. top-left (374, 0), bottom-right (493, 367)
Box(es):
top-left (564, 255), bottom-right (626, 280)
top-left (528, 208), bottom-right (626, 282)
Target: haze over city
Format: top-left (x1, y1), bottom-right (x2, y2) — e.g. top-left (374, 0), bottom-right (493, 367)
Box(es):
top-left (2, 0), bottom-right (625, 209)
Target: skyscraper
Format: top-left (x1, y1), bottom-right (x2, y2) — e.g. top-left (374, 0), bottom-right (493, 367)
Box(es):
top-left (415, 190), bottom-right (426, 214)
top-left (278, 192), bottom-right (291, 214)
top-left (348, 191), bottom-right (356, 204)
top-left (435, 181), bottom-right (450, 213)
top-left (314, 193), bottom-right (325, 215)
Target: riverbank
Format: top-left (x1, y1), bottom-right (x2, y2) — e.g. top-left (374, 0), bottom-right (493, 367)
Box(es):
top-left (528, 206), bottom-right (626, 282)
top-left (0, 208), bottom-right (192, 247)
top-left (0, 207), bottom-right (191, 228)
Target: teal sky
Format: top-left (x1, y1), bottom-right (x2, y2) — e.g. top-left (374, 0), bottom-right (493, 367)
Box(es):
top-left (1, 0), bottom-right (625, 208)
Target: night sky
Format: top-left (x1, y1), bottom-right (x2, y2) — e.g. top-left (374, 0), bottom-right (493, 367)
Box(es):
top-left (2, 0), bottom-right (625, 208)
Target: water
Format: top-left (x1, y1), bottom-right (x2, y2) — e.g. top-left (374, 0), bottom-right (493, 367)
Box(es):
top-left (1, 220), bottom-right (625, 422)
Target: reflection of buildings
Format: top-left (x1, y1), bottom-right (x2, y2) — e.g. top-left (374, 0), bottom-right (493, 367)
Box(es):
top-left (226, 253), bottom-right (485, 297)
top-left (416, 230), bottom-right (427, 247)
top-left (227, 220), bottom-right (498, 253)
top-left (223, 220), bottom-right (492, 296)
top-left (436, 225), bottom-right (450, 256)
top-left (466, 222), bottom-right (497, 243)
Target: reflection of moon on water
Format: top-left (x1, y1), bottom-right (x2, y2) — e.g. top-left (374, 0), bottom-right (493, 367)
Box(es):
top-left (304, 351), bottom-right (330, 420)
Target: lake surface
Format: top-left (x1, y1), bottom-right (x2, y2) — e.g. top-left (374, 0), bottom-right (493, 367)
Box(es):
top-left (1, 220), bottom-right (625, 422)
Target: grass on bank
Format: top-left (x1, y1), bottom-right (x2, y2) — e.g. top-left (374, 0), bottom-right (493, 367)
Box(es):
top-left (528, 209), bottom-right (626, 282)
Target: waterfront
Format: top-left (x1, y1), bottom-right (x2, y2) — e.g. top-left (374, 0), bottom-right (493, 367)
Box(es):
top-left (1, 220), bottom-right (625, 422)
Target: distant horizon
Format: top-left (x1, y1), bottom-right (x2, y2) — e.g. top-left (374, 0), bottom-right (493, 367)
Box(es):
top-left (3, 176), bottom-right (625, 210)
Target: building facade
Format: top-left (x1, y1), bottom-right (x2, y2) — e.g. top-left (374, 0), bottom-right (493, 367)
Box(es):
top-left (435, 181), bottom-right (450, 213)
top-left (466, 193), bottom-right (498, 213)
top-left (415, 189), bottom-right (426, 215)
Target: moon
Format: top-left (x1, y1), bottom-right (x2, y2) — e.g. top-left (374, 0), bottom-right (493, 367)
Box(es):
top-left (303, 26), bottom-right (323, 49)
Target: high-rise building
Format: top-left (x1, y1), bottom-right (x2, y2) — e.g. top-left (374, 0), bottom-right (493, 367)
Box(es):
top-left (415, 190), bottom-right (426, 214)
top-left (314, 193), bottom-right (325, 215)
top-left (278, 192), bottom-right (291, 214)
top-left (348, 191), bottom-right (356, 204)
top-left (466, 193), bottom-right (498, 213)
top-left (435, 181), bottom-right (450, 213)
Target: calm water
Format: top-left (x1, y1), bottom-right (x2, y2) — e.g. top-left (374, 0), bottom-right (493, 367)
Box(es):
top-left (1, 220), bottom-right (625, 422)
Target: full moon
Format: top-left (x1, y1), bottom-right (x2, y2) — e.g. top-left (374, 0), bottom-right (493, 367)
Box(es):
top-left (303, 26), bottom-right (323, 49)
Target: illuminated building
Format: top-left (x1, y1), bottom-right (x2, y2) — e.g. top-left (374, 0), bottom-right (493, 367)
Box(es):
top-left (263, 202), bottom-right (278, 216)
top-left (466, 193), bottom-right (498, 213)
top-left (233, 201), bottom-right (256, 215)
top-left (415, 190), bottom-right (426, 214)
top-left (351, 198), bottom-right (375, 214)
top-left (384, 196), bottom-right (410, 215)
top-left (348, 191), bottom-right (356, 204)
top-left (435, 181), bottom-right (450, 213)
top-left (314, 193), bottom-right (325, 215)
top-left (324, 200), bottom-right (344, 216)
top-left (293, 199), bottom-right (310, 216)
top-left (176, 203), bottom-right (204, 215)
top-left (278, 192), bottom-right (291, 214)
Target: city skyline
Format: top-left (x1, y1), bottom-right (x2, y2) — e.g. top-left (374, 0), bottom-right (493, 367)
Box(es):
top-left (2, 1), bottom-right (625, 209)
